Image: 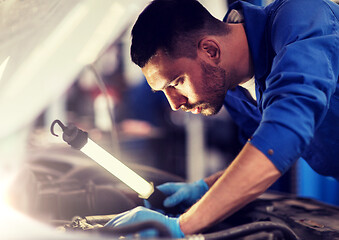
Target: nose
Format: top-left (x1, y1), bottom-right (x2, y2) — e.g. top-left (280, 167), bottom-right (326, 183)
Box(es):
top-left (163, 88), bottom-right (187, 111)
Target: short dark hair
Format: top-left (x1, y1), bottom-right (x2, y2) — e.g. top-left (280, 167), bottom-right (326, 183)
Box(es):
top-left (131, 0), bottom-right (227, 67)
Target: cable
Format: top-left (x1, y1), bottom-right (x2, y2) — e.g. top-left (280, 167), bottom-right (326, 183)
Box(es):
top-left (87, 64), bottom-right (121, 159)
top-left (197, 221), bottom-right (300, 240)
top-left (90, 220), bottom-right (299, 240)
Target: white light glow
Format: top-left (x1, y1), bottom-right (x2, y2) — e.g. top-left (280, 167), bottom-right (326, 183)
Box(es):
top-left (0, 56), bottom-right (10, 83)
top-left (4, 3), bottom-right (88, 99)
top-left (81, 139), bottom-right (154, 198)
top-left (77, 2), bottom-right (125, 64)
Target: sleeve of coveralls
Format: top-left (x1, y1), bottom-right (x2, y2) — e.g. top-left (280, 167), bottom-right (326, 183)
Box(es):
top-left (249, 0), bottom-right (339, 174)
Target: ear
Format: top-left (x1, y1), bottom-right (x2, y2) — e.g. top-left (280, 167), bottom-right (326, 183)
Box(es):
top-left (198, 38), bottom-right (220, 64)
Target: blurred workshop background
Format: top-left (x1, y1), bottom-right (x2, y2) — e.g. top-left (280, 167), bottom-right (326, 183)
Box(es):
top-left (0, 1), bottom-right (338, 226)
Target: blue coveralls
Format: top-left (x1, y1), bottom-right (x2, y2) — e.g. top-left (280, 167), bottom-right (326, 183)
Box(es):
top-left (223, 0), bottom-right (339, 178)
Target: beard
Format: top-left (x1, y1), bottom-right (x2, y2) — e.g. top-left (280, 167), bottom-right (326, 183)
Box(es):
top-left (181, 60), bottom-right (227, 116)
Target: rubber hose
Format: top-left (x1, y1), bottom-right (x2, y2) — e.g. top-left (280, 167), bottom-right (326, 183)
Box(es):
top-left (199, 221), bottom-right (300, 240)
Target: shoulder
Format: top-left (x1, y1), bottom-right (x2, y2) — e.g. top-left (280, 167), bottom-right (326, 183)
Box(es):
top-left (268, 0), bottom-right (331, 15)
top-left (268, 0), bottom-right (337, 26)
top-left (268, 0), bottom-right (335, 24)
top-left (267, 0), bottom-right (338, 50)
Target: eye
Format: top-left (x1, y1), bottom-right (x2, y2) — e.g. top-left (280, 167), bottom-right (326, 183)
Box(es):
top-left (171, 77), bottom-right (184, 88)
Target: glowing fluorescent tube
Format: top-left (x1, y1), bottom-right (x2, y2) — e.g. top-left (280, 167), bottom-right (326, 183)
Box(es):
top-left (80, 138), bottom-right (154, 199)
top-left (50, 119), bottom-right (154, 199)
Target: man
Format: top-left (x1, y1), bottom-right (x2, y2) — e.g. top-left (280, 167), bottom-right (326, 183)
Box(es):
top-left (105, 0), bottom-right (339, 237)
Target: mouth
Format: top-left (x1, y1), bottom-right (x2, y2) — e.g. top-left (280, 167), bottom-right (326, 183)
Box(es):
top-left (181, 104), bottom-right (204, 115)
top-left (191, 106), bottom-right (201, 114)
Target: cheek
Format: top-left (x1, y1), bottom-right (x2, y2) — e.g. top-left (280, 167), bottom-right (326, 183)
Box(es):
top-left (183, 79), bottom-right (203, 101)
top-left (185, 69), bottom-right (207, 98)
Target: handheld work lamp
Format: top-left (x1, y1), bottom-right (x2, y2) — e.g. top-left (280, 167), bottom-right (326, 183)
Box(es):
top-left (50, 119), bottom-right (175, 213)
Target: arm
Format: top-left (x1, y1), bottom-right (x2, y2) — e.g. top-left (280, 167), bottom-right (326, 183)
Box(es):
top-left (204, 170), bottom-right (224, 188)
top-left (179, 142), bottom-right (281, 234)
top-left (103, 143), bottom-right (279, 238)
top-left (248, 0), bottom-right (339, 175)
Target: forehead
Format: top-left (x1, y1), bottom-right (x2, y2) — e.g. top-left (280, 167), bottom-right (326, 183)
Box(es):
top-left (142, 51), bottom-right (175, 89)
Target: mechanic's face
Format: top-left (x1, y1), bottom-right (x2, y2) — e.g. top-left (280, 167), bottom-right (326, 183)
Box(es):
top-left (142, 50), bottom-right (228, 116)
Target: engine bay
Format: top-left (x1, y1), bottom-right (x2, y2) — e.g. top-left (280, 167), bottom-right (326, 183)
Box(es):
top-left (7, 138), bottom-right (339, 240)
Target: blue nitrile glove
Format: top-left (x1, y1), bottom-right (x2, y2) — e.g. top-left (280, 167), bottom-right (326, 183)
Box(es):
top-left (104, 206), bottom-right (184, 238)
top-left (157, 179), bottom-right (209, 210)
top-left (143, 199), bottom-right (166, 215)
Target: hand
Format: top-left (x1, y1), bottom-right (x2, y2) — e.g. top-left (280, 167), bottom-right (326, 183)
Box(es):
top-left (157, 179), bottom-right (209, 210)
top-left (104, 207), bottom-right (184, 238)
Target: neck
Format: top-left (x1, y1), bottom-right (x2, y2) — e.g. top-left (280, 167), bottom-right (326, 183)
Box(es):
top-left (220, 23), bottom-right (254, 87)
